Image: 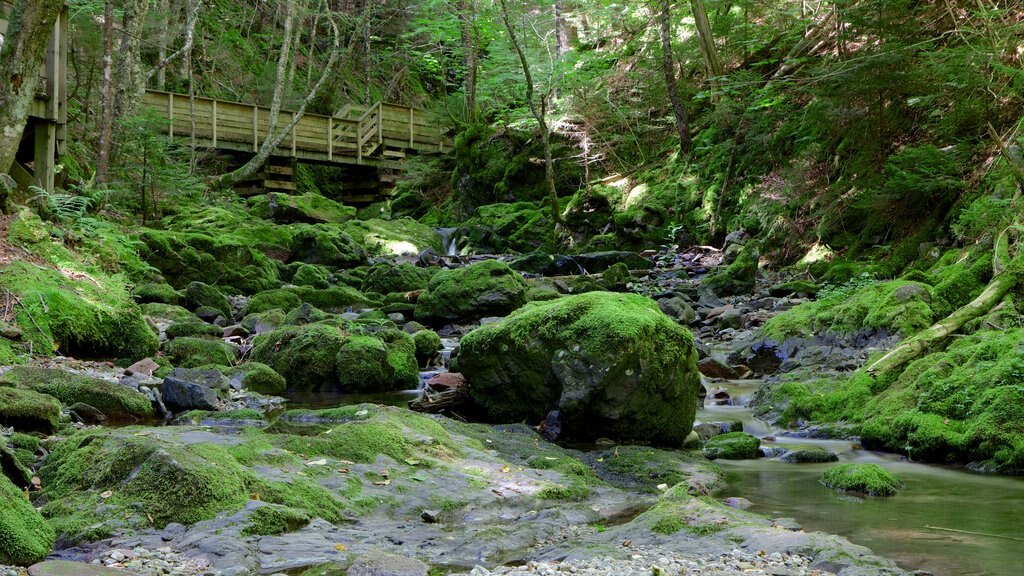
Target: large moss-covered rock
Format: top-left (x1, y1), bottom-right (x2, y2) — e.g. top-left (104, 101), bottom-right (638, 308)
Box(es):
top-left (703, 241), bottom-right (760, 296)
top-left (255, 192), bottom-right (356, 225)
top-left (183, 282), bottom-right (231, 318)
top-left (363, 262), bottom-right (431, 295)
top-left (703, 432), bottom-right (761, 460)
top-left (1, 367), bottom-right (152, 420)
top-left (164, 337), bottom-right (236, 369)
top-left (341, 218), bottom-right (443, 257)
top-left (454, 292), bottom-right (700, 444)
top-left (0, 261), bottom-right (157, 362)
top-left (412, 329), bottom-right (442, 366)
top-left (137, 230), bottom-right (280, 295)
top-left (288, 225), bottom-right (367, 268)
top-left (415, 260), bottom-right (528, 325)
top-left (292, 264), bottom-right (331, 289)
top-left (822, 463), bottom-right (903, 496)
top-left (0, 474), bottom-right (55, 566)
top-left (336, 330), bottom-right (419, 392)
top-left (243, 290), bottom-right (302, 315)
top-left (250, 324), bottom-right (348, 392)
top-left (0, 387), bottom-right (62, 433)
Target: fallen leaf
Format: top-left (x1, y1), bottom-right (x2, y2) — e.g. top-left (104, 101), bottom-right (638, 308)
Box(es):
top-left (100, 490), bottom-right (113, 499)
top-left (147, 513), bottom-right (154, 523)
top-left (404, 458), bottom-right (421, 466)
top-left (251, 492), bottom-right (261, 500)
top-left (656, 483), bottom-right (669, 491)
top-left (337, 468), bottom-right (350, 474)
top-left (335, 543), bottom-right (347, 551)
top-left (500, 465), bottom-right (511, 473)
top-left (31, 476), bottom-right (41, 488)
top-left (596, 458), bottom-right (604, 463)
top-left (372, 479), bottom-right (391, 486)
top-left (544, 457), bottom-right (557, 460)
top-left (134, 431), bottom-right (151, 436)
top-left (306, 459), bottom-right (328, 467)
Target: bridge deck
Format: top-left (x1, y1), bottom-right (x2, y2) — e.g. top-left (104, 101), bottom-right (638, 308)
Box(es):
top-left (142, 90), bottom-right (448, 169)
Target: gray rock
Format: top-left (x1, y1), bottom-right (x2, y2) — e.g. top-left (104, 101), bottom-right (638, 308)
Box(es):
top-left (657, 296), bottom-right (696, 324)
top-left (346, 551), bottom-right (428, 576)
top-left (27, 561), bottom-right (130, 576)
top-left (69, 402), bottom-right (107, 424)
top-left (161, 372), bottom-right (220, 412)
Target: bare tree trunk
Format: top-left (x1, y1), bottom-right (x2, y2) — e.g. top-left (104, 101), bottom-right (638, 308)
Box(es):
top-left (155, 0), bottom-right (170, 90)
top-left (554, 2), bottom-right (569, 58)
top-left (96, 0), bottom-right (115, 183)
top-left (690, 0), bottom-right (722, 79)
top-left (458, 0), bottom-right (477, 116)
top-left (114, 0), bottom-right (149, 120)
top-left (498, 0), bottom-right (566, 238)
top-left (147, 0), bottom-right (202, 84)
top-left (660, 0), bottom-right (690, 155)
top-left (0, 0), bottom-right (64, 175)
top-left (211, 8), bottom-right (342, 191)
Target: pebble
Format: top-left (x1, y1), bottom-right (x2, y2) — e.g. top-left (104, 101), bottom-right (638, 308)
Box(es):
top-left (92, 547), bottom-right (216, 576)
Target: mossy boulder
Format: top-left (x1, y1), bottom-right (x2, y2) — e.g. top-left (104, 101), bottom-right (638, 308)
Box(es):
top-left (415, 260), bottom-right (528, 325)
top-left (821, 463), bottom-right (903, 496)
top-left (292, 264), bottom-right (331, 289)
top-left (768, 280), bottom-right (820, 297)
top-left (241, 503), bottom-right (311, 536)
top-left (601, 262), bottom-right (635, 291)
top-left (0, 387), bottom-right (62, 433)
top-left (141, 303), bottom-right (197, 324)
top-left (250, 323), bottom-right (349, 392)
top-left (454, 292), bottom-right (700, 444)
top-left (286, 286), bottom-right (377, 311)
top-left (165, 322), bottom-right (224, 339)
top-left (232, 363), bottom-right (287, 396)
top-left (341, 218), bottom-right (443, 257)
top-left (363, 262), bottom-right (431, 295)
top-left (703, 241), bottom-right (760, 296)
top-left (462, 202), bottom-right (548, 253)
top-left (137, 229), bottom-right (280, 295)
top-left (0, 474), bottom-right (55, 566)
top-left (183, 282), bottom-right (231, 319)
top-left (336, 331), bottom-right (419, 392)
top-left (703, 432), bottom-right (761, 460)
top-left (1, 367), bottom-right (153, 420)
top-left (288, 225), bottom-right (367, 268)
top-left (261, 192), bottom-right (355, 225)
top-left (0, 261), bottom-right (157, 362)
top-left (132, 282), bottom-right (183, 305)
top-left (164, 337), bottom-right (236, 369)
top-left (243, 290), bottom-right (302, 315)
top-left (412, 329), bottom-right (442, 366)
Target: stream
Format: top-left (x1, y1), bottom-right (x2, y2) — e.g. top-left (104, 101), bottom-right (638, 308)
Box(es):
top-left (699, 378), bottom-right (1024, 576)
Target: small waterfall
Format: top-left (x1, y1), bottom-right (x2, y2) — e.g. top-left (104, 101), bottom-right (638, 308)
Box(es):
top-left (437, 227), bottom-right (460, 257)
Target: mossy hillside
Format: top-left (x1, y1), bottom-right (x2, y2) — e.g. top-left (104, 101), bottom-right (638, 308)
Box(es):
top-left (341, 218), bottom-right (443, 256)
top-left (0, 387), bottom-right (62, 433)
top-left (164, 336), bottom-right (236, 369)
top-left (455, 292), bottom-right (701, 445)
top-left (0, 260), bottom-right (158, 361)
top-left (761, 280), bottom-right (937, 341)
top-left (0, 473), bottom-right (55, 566)
top-left (1, 367), bottom-right (152, 420)
top-left (160, 205), bottom-right (295, 258)
top-left (137, 229), bottom-right (280, 295)
top-left (821, 463), bottom-right (903, 496)
top-left (415, 259), bottom-right (528, 324)
top-left (363, 262), bottom-right (431, 295)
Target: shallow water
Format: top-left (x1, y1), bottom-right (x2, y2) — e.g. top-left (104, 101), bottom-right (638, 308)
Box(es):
top-left (703, 379), bottom-right (1024, 576)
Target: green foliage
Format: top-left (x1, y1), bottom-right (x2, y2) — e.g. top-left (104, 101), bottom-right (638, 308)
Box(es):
top-left (0, 474), bottom-right (55, 566)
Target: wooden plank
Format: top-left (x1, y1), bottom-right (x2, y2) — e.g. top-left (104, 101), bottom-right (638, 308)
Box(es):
top-left (262, 179), bottom-right (295, 190)
top-left (252, 105), bottom-right (258, 152)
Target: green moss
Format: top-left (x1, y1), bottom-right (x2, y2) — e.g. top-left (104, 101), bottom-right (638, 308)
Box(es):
top-left (0, 387), bottom-right (62, 433)
top-left (821, 463), bottom-right (903, 496)
top-left (241, 504), bottom-right (311, 536)
top-left (455, 292), bottom-right (700, 445)
top-left (133, 282), bottom-right (182, 305)
top-left (703, 241), bottom-right (760, 296)
top-left (137, 229), bottom-right (280, 295)
top-left (286, 286), bottom-right (378, 311)
top-left (767, 280), bottom-right (819, 297)
top-left (341, 218), bottom-right (443, 256)
top-left (141, 303), bottom-right (197, 323)
top-left (462, 203), bottom-right (549, 253)
top-left (536, 479), bottom-right (591, 501)
top-left (415, 260), bottom-right (528, 324)
top-left (258, 192), bottom-right (355, 224)
top-left (363, 262), bottom-right (431, 295)
top-left (235, 362), bottom-right (287, 395)
top-left (165, 322), bottom-right (224, 339)
top-left (292, 264), bottom-right (331, 289)
top-left (164, 337), bottom-right (236, 368)
top-left (160, 205), bottom-right (295, 258)
top-left (1, 367), bottom-right (152, 419)
top-left (250, 323), bottom-right (348, 392)
top-left (336, 336), bottom-right (395, 392)
top-left (243, 290), bottom-right (302, 315)
top-left (288, 225), bottom-right (367, 268)
top-left (762, 280), bottom-right (935, 341)
top-left (703, 432), bottom-right (760, 460)
top-left (0, 261), bottom-right (158, 361)
top-left (412, 329), bottom-right (442, 366)
top-left (183, 282), bottom-right (231, 318)
top-left (0, 474), bottom-right (55, 566)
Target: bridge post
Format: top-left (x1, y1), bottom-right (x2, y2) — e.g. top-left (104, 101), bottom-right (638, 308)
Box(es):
top-left (33, 122), bottom-right (56, 192)
top-left (328, 119), bottom-right (333, 162)
top-left (211, 100), bottom-right (218, 147)
top-left (167, 93), bottom-right (174, 141)
top-left (252, 105), bottom-right (259, 152)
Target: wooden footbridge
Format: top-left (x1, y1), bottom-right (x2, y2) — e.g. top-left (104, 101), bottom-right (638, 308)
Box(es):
top-left (141, 91), bottom-right (450, 201)
top-left (2, 4), bottom-right (449, 202)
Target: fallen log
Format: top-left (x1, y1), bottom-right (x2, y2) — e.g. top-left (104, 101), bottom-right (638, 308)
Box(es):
top-left (866, 227), bottom-right (1024, 375)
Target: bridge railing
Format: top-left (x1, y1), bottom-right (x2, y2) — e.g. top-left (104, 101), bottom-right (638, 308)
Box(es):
top-left (141, 90), bottom-right (447, 166)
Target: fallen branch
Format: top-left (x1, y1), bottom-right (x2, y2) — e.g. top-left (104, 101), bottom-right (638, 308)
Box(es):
top-left (924, 525), bottom-right (1024, 543)
top-left (866, 227), bottom-right (1023, 375)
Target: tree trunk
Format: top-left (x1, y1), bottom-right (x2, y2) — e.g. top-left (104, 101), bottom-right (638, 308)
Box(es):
top-left (690, 0), bottom-right (722, 75)
top-left (660, 0), bottom-right (690, 155)
top-left (155, 0), bottom-right (170, 90)
top-left (113, 0), bottom-right (149, 120)
top-left (96, 0), bottom-right (115, 183)
top-left (554, 2), bottom-right (569, 58)
top-left (458, 0), bottom-right (477, 116)
top-left (147, 0), bottom-right (203, 85)
top-left (0, 0), bottom-right (64, 175)
top-left (866, 228), bottom-right (1024, 375)
top-left (498, 0), bottom-right (566, 238)
top-left (211, 8), bottom-right (341, 191)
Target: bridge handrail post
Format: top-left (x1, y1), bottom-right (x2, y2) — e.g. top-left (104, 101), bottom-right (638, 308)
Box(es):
top-left (357, 115), bottom-right (363, 165)
top-left (167, 93), bottom-right (174, 141)
top-left (375, 102), bottom-right (382, 147)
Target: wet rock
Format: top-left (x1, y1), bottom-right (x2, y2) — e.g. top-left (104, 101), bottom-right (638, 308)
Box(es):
top-left (723, 497), bottom-right (752, 510)
top-left (703, 432), bottom-right (760, 460)
top-left (705, 388), bottom-right (732, 405)
top-left (124, 358), bottom-right (160, 377)
top-left (424, 372), bottom-right (466, 392)
top-left (420, 510), bottom-right (440, 523)
top-left (731, 341), bottom-right (784, 376)
top-left (68, 402), bottom-right (107, 424)
top-left (779, 447), bottom-right (839, 464)
top-left (539, 410), bottom-right (562, 441)
top-left (657, 296), bottom-right (696, 324)
top-left (697, 358), bottom-right (739, 380)
top-left (0, 442), bottom-right (32, 488)
top-left (161, 371), bottom-right (220, 412)
top-left (222, 324), bottom-right (249, 339)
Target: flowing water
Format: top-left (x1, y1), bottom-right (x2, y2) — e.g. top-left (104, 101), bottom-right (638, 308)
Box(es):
top-left (437, 228), bottom-right (460, 257)
top-left (699, 379), bottom-right (1024, 576)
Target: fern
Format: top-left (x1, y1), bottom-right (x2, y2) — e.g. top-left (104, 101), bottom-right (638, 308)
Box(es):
top-left (30, 186), bottom-right (93, 222)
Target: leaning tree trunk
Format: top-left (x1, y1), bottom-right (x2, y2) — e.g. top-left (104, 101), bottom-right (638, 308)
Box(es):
top-left (0, 0), bottom-right (65, 175)
top-left (866, 227), bottom-right (1024, 375)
